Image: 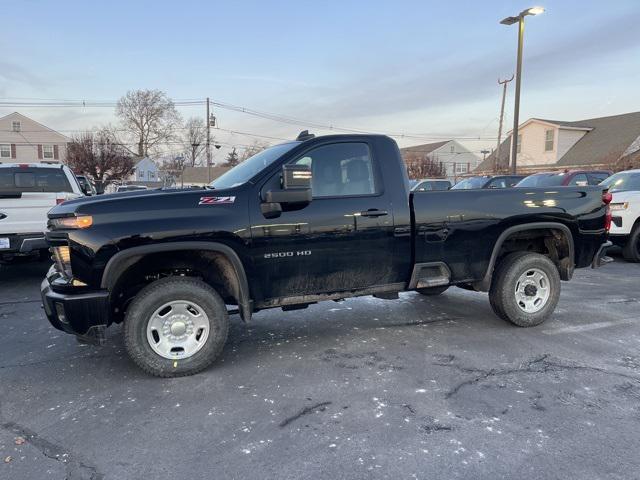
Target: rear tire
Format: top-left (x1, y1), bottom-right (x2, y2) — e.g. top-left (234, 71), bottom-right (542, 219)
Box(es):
top-left (123, 277), bottom-right (229, 377)
top-left (416, 285), bottom-right (449, 296)
top-left (622, 225), bottom-right (640, 263)
top-left (489, 252), bottom-right (560, 327)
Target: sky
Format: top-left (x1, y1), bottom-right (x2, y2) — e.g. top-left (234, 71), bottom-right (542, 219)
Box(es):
top-left (2, 0), bottom-right (640, 160)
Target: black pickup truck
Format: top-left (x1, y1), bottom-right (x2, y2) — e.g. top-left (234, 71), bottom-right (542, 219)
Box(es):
top-left (42, 133), bottom-right (612, 377)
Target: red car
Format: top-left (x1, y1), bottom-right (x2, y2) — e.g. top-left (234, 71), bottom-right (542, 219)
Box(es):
top-left (515, 170), bottom-right (612, 187)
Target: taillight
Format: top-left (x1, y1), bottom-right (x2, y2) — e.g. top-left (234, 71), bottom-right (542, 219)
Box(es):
top-left (603, 191), bottom-right (612, 232)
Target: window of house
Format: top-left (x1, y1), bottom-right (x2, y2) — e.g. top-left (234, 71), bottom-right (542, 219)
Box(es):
top-left (42, 145), bottom-right (54, 159)
top-left (149, 171), bottom-right (155, 179)
top-left (293, 142), bottom-right (377, 197)
top-left (455, 163), bottom-right (468, 175)
top-left (0, 144), bottom-right (11, 158)
top-left (516, 134), bottom-right (522, 154)
top-left (544, 129), bottom-right (554, 151)
top-left (12, 121), bottom-right (21, 132)
top-left (450, 145), bottom-right (455, 153)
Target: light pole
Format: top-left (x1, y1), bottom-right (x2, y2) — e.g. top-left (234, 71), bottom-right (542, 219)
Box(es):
top-left (500, 6), bottom-right (544, 174)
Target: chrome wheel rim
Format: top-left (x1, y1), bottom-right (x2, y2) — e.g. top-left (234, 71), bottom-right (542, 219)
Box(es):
top-left (514, 268), bottom-right (550, 314)
top-left (146, 300), bottom-right (210, 359)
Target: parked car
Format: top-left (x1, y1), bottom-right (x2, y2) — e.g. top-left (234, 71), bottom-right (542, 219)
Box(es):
top-left (411, 178), bottom-right (452, 191)
top-left (515, 170), bottom-right (612, 188)
top-left (451, 175), bottom-right (526, 190)
top-left (116, 185), bottom-right (149, 193)
top-left (75, 175), bottom-right (97, 196)
top-left (41, 133), bottom-right (611, 377)
top-left (0, 163), bottom-right (83, 263)
top-left (600, 169), bottom-right (640, 262)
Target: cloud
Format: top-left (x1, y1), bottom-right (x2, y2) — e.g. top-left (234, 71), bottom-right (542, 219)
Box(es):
top-left (0, 60), bottom-right (45, 89)
top-left (284, 11), bottom-right (640, 121)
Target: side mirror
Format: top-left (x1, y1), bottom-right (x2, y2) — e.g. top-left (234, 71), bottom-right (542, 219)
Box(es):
top-left (261, 164), bottom-right (312, 219)
top-left (263, 164), bottom-right (312, 204)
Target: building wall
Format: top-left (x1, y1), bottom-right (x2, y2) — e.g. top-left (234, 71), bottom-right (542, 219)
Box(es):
top-left (514, 122), bottom-right (558, 166)
top-left (131, 157), bottom-right (160, 182)
top-left (557, 128), bottom-right (588, 161)
top-left (0, 113), bottom-right (69, 163)
top-left (430, 140), bottom-right (480, 180)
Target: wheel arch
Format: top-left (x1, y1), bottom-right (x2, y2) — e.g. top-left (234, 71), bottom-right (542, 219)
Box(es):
top-left (476, 222), bottom-right (574, 291)
top-left (101, 242), bottom-right (253, 321)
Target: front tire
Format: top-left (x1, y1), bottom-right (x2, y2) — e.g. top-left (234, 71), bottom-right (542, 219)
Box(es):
top-left (622, 225), bottom-right (640, 263)
top-left (123, 277), bottom-right (229, 377)
top-left (489, 252), bottom-right (560, 327)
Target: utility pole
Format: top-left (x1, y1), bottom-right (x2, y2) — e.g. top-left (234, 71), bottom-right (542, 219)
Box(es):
top-left (496, 75), bottom-right (513, 174)
top-left (206, 97), bottom-right (211, 184)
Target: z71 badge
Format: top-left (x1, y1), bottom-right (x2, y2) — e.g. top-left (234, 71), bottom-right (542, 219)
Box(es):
top-left (199, 196), bottom-right (236, 205)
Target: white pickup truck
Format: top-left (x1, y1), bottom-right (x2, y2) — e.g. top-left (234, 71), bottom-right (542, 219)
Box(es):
top-left (601, 169), bottom-right (640, 262)
top-left (0, 163), bottom-right (84, 262)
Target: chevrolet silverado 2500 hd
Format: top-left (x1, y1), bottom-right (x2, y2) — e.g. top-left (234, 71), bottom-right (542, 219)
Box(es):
top-left (41, 133), bottom-right (612, 377)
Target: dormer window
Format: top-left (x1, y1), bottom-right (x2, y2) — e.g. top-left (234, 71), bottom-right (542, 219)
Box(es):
top-left (12, 121), bottom-right (21, 132)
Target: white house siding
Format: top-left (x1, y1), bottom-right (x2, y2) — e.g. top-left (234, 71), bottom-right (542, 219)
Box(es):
top-left (557, 129), bottom-right (588, 162)
top-left (130, 157), bottom-right (161, 182)
top-left (430, 141), bottom-right (479, 180)
top-left (512, 121), bottom-right (558, 166)
top-left (0, 112), bottom-right (69, 163)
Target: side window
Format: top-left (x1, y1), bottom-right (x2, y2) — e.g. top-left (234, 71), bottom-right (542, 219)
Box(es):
top-left (294, 143), bottom-right (377, 198)
top-left (588, 173), bottom-right (608, 185)
top-left (569, 173), bottom-right (588, 186)
top-left (487, 178), bottom-right (507, 189)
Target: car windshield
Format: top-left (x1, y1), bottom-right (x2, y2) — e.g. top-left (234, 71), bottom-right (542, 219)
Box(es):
top-left (451, 177), bottom-right (488, 190)
top-left (210, 142), bottom-right (299, 189)
top-left (600, 171), bottom-right (640, 192)
top-left (516, 173), bottom-right (567, 187)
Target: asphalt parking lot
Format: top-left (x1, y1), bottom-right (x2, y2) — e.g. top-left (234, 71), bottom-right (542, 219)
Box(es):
top-left (0, 257), bottom-right (639, 480)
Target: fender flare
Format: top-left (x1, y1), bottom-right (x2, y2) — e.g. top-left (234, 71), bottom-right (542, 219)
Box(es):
top-left (101, 241), bottom-right (253, 321)
top-left (477, 222), bottom-right (574, 291)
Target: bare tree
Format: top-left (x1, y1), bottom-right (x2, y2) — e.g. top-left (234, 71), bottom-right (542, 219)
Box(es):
top-left (182, 117), bottom-right (206, 167)
top-left (403, 152), bottom-right (446, 179)
top-left (159, 156), bottom-right (186, 187)
top-left (116, 89), bottom-right (182, 157)
top-left (239, 140), bottom-right (269, 162)
top-left (66, 129), bottom-right (135, 191)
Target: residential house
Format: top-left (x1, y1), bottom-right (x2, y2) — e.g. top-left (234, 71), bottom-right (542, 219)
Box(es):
top-left (0, 112), bottom-right (69, 163)
top-left (400, 140), bottom-right (480, 181)
top-left (130, 157), bottom-right (161, 184)
top-left (476, 111), bottom-right (640, 174)
top-left (178, 166), bottom-right (231, 187)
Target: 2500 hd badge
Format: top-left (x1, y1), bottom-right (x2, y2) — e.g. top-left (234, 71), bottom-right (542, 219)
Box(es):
top-left (264, 250), bottom-right (312, 258)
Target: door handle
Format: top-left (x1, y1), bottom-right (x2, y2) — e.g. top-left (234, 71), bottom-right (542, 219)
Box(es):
top-left (360, 209), bottom-right (388, 217)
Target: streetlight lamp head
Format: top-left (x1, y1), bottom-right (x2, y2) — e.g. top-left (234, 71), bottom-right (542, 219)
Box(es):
top-left (523, 6), bottom-right (545, 16)
top-left (500, 15), bottom-right (520, 25)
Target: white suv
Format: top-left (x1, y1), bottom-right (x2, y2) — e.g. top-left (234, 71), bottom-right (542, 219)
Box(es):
top-left (601, 169), bottom-right (640, 262)
top-left (0, 163), bottom-right (83, 262)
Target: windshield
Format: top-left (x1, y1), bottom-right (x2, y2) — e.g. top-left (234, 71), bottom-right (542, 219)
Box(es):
top-left (600, 171), bottom-right (640, 192)
top-left (210, 142), bottom-right (299, 189)
top-left (451, 177), bottom-right (489, 190)
top-left (0, 168), bottom-right (72, 193)
top-left (516, 173), bottom-right (567, 187)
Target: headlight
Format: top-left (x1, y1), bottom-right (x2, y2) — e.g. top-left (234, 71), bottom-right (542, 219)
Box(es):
top-left (51, 246), bottom-right (73, 279)
top-left (610, 202), bottom-right (629, 211)
top-left (50, 215), bottom-right (93, 230)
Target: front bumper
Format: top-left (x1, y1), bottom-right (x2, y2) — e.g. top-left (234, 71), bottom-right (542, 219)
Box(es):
top-left (591, 241), bottom-right (613, 268)
top-left (41, 272), bottom-right (111, 344)
top-left (0, 233), bottom-right (48, 254)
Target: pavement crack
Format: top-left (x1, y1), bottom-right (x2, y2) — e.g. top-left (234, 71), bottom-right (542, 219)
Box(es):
top-left (439, 354), bottom-right (640, 399)
top-left (1, 421), bottom-right (104, 479)
top-left (279, 401), bottom-right (332, 428)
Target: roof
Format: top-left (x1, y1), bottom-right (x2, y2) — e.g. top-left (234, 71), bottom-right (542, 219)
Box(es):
top-left (179, 166), bottom-right (231, 184)
top-left (554, 111), bottom-right (640, 166)
top-left (400, 140), bottom-right (450, 156)
top-left (0, 112), bottom-right (71, 141)
top-left (475, 111), bottom-right (640, 172)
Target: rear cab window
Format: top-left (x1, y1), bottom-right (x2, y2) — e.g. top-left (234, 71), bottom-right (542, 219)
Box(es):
top-left (0, 168), bottom-right (73, 193)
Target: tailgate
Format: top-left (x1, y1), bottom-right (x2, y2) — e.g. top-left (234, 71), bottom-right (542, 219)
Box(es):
top-left (0, 192), bottom-right (57, 234)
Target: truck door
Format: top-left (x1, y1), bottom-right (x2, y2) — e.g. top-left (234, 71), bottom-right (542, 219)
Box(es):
top-left (248, 141), bottom-right (399, 302)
